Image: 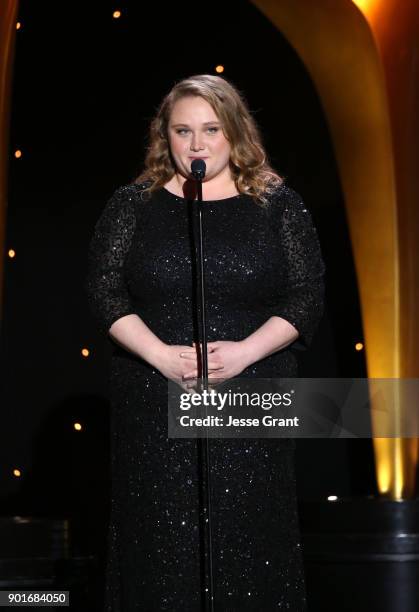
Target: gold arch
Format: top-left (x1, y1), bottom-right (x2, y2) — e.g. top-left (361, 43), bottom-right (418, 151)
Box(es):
top-left (251, 0), bottom-right (419, 498)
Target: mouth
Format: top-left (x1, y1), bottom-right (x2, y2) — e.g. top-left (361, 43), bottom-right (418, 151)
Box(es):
top-left (188, 156), bottom-right (209, 159)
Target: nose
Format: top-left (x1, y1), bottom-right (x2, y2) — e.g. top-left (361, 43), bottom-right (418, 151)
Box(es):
top-left (190, 132), bottom-right (205, 152)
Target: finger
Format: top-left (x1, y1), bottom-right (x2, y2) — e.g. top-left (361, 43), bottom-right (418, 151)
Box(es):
top-left (178, 380), bottom-right (194, 394)
top-left (180, 349), bottom-right (214, 357)
top-left (208, 361), bottom-right (224, 370)
top-left (208, 371), bottom-right (226, 380)
top-left (192, 342), bottom-right (215, 352)
top-left (183, 360), bottom-right (224, 375)
top-left (182, 371), bottom-right (197, 380)
top-left (208, 371), bottom-right (226, 378)
top-left (179, 352), bottom-right (219, 361)
top-left (180, 361), bottom-right (219, 372)
top-left (179, 351), bottom-right (197, 360)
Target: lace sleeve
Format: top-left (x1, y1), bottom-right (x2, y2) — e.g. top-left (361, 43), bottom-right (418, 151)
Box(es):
top-left (85, 185), bottom-right (138, 335)
top-left (272, 187), bottom-right (326, 349)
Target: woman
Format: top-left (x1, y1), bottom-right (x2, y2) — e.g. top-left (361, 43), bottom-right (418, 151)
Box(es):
top-left (86, 74), bottom-right (325, 611)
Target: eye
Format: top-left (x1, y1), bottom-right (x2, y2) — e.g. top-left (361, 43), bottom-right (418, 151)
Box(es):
top-left (207, 127), bottom-right (219, 133)
top-left (175, 128), bottom-right (189, 135)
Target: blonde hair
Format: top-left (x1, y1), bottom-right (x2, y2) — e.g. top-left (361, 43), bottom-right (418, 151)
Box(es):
top-left (134, 74), bottom-right (283, 206)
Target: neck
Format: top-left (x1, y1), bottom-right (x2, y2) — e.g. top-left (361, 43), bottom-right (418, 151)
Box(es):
top-left (173, 171), bottom-right (238, 199)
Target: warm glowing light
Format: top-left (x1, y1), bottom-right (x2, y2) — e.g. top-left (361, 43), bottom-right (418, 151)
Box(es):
top-left (352, 0), bottom-right (374, 10)
top-left (14, 150), bottom-right (22, 158)
top-left (352, 0), bottom-right (370, 9)
top-left (16, 22), bottom-right (21, 30)
top-left (215, 65), bottom-right (224, 74)
top-left (351, 0), bottom-right (382, 20)
top-left (376, 456), bottom-right (392, 494)
top-left (113, 10), bottom-right (121, 19)
top-left (13, 469), bottom-right (21, 477)
top-left (74, 422), bottom-right (82, 431)
top-left (81, 348), bottom-right (90, 357)
top-left (8, 249), bottom-right (15, 258)
top-left (327, 495), bottom-right (338, 501)
top-left (355, 342), bottom-right (364, 351)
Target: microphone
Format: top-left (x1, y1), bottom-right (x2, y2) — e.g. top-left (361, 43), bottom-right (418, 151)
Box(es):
top-left (191, 158), bottom-right (206, 180)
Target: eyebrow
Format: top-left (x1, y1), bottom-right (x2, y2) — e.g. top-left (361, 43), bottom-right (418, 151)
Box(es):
top-left (170, 121), bottom-right (221, 127)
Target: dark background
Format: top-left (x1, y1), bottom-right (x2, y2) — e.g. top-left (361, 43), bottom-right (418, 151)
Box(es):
top-left (0, 0), bottom-right (374, 559)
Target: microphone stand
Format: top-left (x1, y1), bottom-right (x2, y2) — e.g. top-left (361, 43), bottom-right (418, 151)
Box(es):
top-left (193, 169), bottom-right (215, 612)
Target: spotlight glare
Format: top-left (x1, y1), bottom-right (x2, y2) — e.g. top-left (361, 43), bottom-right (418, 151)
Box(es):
top-left (215, 65), bottom-right (224, 74)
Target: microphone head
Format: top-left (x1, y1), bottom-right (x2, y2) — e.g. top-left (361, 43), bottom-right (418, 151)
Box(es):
top-left (191, 158), bottom-right (206, 180)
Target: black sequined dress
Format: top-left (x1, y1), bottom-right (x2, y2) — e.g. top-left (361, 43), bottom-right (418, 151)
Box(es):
top-left (85, 182), bottom-right (325, 611)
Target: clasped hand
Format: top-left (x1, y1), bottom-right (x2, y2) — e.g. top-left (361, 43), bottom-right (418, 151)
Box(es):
top-left (181, 341), bottom-right (251, 389)
top-left (159, 340), bottom-right (251, 392)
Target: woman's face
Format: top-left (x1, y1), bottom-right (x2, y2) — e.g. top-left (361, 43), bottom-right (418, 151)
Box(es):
top-left (167, 96), bottom-right (232, 182)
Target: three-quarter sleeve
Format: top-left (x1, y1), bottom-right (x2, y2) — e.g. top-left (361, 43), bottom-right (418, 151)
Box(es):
top-left (85, 185), bottom-right (138, 335)
top-left (272, 186), bottom-right (325, 349)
